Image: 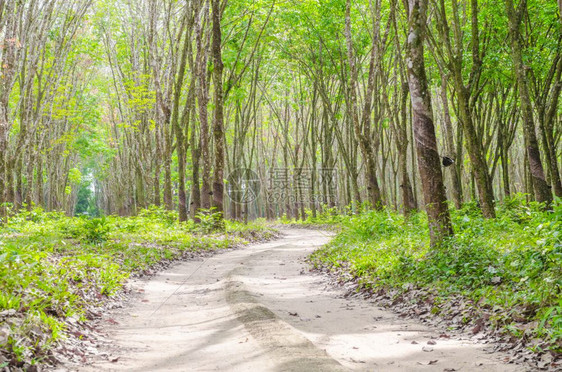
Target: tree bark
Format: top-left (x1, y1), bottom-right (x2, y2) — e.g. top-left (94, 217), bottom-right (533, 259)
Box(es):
top-left (171, 11), bottom-right (194, 222)
top-left (196, 1), bottom-right (212, 211)
top-left (505, 0), bottom-right (553, 206)
top-left (211, 0), bottom-right (225, 219)
top-left (344, 0), bottom-right (383, 209)
top-left (398, 83), bottom-right (417, 214)
top-left (434, 0), bottom-right (495, 217)
top-left (0, 0), bottom-right (17, 216)
top-left (406, 0), bottom-right (453, 245)
top-left (440, 76), bottom-right (463, 208)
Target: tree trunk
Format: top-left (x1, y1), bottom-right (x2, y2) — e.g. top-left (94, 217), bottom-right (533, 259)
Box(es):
top-left (171, 11), bottom-right (194, 222)
top-left (440, 76), bottom-right (463, 208)
top-left (163, 156), bottom-right (173, 210)
top-left (505, 0), bottom-right (553, 206)
top-left (344, 0), bottom-right (383, 209)
top-left (538, 55), bottom-right (562, 197)
top-left (398, 83), bottom-right (417, 215)
top-left (153, 167), bottom-right (161, 206)
top-left (406, 0), bottom-right (453, 245)
top-left (0, 0), bottom-right (17, 218)
top-left (197, 5), bottom-right (212, 211)
top-left (211, 0), bottom-right (225, 219)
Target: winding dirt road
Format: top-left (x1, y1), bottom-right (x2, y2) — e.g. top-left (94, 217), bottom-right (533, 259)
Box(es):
top-left (77, 229), bottom-right (525, 371)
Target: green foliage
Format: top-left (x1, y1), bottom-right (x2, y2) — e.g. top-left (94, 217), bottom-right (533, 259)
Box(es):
top-left (82, 217), bottom-right (110, 244)
top-left (74, 181), bottom-right (101, 217)
top-left (276, 205), bottom-right (350, 226)
top-left (137, 205), bottom-right (179, 225)
top-left (224, 218), bottom-right (277, 241)
top-left (310, 198), bottom-right (562, 351)
top-left (195, 208), bottom-right (224, 233)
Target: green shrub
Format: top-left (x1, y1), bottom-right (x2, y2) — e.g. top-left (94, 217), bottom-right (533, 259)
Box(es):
top-left (195, 208), bottom-right (224, 233)
top-left (138, 205), bottom-right (178, 225)
top-left (82, 217), bottom-right (110, 244)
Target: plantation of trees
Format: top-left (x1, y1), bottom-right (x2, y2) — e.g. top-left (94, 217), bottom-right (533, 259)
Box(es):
top-left (0, 0), bottom-right (561, 370)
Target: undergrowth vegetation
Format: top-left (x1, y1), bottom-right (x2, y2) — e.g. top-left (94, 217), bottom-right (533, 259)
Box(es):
top-left (309, 194), bottom-right (562, 353)
top-left (0, 206), bottom-right (276, 367)
top-left (277, 205), bottom-right (350, 227)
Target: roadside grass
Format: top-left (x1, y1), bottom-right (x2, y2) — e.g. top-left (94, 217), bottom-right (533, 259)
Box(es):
top-left (275, 205), bottom-right (349, 230)
top-left (0, 206), bottom-right (276, 367)
top-left (309, 194), bottom-right (562, 353)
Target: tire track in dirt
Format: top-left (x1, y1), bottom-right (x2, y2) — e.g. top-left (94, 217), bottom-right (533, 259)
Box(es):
top-left (225, 269), bottom-right (346, 372)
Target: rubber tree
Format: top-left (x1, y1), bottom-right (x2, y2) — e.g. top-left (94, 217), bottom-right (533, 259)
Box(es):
top-left (505, 0), bottom-right (553, 206)
top-left (405, 0), bottom-right (454, 245)
top-left (430, 0), bottom-right (496, 218)
top-left (211, 0), bottom-right (226, 219)
top-left (344, 0), bottom-right (383, 209)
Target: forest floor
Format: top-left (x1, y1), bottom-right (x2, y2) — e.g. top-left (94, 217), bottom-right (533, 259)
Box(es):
top-left (54, 229), bottom-right (526, 372)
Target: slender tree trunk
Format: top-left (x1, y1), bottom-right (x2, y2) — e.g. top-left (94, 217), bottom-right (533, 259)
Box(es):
top-left (196, 1), bottom-right (212, 211)
top-left (163, 152), bottom-right (173, 210)
top-left (0, 0), bottom-right (17, 217)
top-left (406, 0), bottom-right (453, 245)
top-left (539, 56), bottom-right (562, 197)
top-left (135, 166), bottom-right (146, 209)
top-left (153, 167), bottom-right (161, 206)
top-left (344, 0), bottom-right (383, 209)
top-left (15, 155), bottom-right (23, 209)
top-left (171, 13), bottom-right (194, 222)
top-left (211, 0), bottom-right (225, 219)
top-left (191, 148), bottom-right (202, 219)
top-left (37, 156), bottom-right (44, 207)
top-left (440, 76), bottom-right (463, 208)
top-left (456, 84), bottom-right (496, 216)
top-left (25, 151), bottom-right (33, 209)
top-left (505, 0), bottom-right (553, 206)
top-left (433, 0), bottom-right (495, 216)
top-left (498, 120), bottom-right (511, 197)
top-left (397, 83), bottom-right (417, 215)
top-left (310, 85), bottom-right (318, 218)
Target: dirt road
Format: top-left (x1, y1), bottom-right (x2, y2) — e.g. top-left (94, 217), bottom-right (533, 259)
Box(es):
top-left (78, 229), bottom-right (525, 371)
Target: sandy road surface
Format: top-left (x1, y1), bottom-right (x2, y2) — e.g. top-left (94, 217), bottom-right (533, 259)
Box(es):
top-left (75, 229), bottom-right (525, 372)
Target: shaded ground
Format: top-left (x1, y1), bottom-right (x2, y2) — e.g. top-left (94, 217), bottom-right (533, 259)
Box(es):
top-left (58, 229), bottom-right (527, 371)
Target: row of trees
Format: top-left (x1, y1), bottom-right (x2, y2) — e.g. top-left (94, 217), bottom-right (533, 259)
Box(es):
top-left (0, 0), bottom-right (561, 243)
top-left (0, 0), bottom-right (94, 216)
top-left (406, 0), bottom-right (561, 243)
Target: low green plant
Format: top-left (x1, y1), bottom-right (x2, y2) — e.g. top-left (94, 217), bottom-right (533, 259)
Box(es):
top-left (276, 204), bottom-right (348, 226)
top-left (138, 205), bottom-right (178, 225)
top-left (0, 205), bottom-right (276, 365)
top-left (195, 208), bottom-right (224, 233)
top-left (82, 217), bottom-right (110, 244)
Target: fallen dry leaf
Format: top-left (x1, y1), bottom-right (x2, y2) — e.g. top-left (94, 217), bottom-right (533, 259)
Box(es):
top-left (416, 360), bottom-right (438, 366)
